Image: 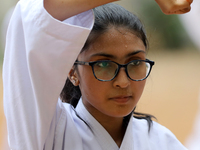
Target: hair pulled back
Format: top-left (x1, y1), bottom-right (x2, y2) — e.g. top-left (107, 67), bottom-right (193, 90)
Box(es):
top-left (60, 3), bottom-right (154, 130)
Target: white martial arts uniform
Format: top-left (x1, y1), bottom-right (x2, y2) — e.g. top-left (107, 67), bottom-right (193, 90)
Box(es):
top-left (3, 0), bottom-right (188, 149)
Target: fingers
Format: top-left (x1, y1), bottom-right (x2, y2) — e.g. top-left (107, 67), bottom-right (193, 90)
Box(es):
top-left (155, 0), bottom-right (193, 15)
top-left (171, 6), bottom-right (191, 14)
top-left (186, 0), bottom-right (193, 5)
top-left (178, 6), bottom-right (191, 14)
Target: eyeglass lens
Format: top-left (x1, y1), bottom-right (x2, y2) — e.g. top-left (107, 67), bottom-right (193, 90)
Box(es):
top-left (93, 60), bottom-right (150, 81)
top-left (127, 61), bottom-right (150, 80)
top-left (93, 61), bottom-right (118, 80)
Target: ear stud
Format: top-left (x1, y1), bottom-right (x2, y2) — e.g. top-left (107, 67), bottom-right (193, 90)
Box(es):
top-left (71, 76), bottom-right (78, 85)
top-left (72, 79), bottom-right (76, 85)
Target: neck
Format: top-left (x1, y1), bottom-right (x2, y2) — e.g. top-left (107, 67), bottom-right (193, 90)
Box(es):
top-left (91, 112), bottom-right (128, 147)
top-left (82, 99), bottom-right (131, 147)
top-left (101, 117), bottom-right (126, 147)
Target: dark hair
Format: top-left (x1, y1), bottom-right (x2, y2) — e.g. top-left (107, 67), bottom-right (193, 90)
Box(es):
top-left (60, 3), bottom-right (154, 131)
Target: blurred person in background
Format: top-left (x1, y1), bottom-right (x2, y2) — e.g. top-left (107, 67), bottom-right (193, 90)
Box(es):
top-left (179, 0), bottom-right (200, 49)
top-left (179, 1), bottom-right (200, 149)
top-left (185, 95), bottom-right (200, 150)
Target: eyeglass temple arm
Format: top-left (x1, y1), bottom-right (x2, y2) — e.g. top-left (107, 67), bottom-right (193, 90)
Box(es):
top-left (75, 61), bottom-right (90, 65)
top-left (146, 59), bottom-right (155, 66)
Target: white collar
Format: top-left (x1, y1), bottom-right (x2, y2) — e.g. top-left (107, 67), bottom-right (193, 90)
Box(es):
top-left (75, 98), bottom-right (134, 150)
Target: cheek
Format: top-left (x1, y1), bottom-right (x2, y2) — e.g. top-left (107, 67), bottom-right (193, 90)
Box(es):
top-left (78, 66), bottom-right (103, 98)
top-left (133, 80), bottom-right (146, 101)
top-left (77, 66), bottom-right (94, 84)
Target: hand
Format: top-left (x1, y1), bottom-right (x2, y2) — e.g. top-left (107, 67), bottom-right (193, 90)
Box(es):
top-left (155, 0), bottom-right (193, 14)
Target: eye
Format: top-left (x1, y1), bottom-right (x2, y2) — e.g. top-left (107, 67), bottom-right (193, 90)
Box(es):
top-left (129, 60), bottom-right (141, 66)
top-left (97, 61), bottom-right (110, 68)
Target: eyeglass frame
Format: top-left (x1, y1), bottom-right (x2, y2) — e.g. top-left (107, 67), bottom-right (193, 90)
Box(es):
top-left (74, 59), bottom-right (155, 82)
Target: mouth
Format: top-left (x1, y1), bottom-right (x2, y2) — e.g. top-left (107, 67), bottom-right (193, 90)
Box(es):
top-left (109, 95), bottom-right (132, 104)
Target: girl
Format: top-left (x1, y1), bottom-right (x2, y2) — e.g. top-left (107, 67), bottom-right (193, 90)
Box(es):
top-left (3, 0), bottom-right (192, 149)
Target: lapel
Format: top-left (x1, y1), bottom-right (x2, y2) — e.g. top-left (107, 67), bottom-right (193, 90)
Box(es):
top-left (76, 98), bottom-right (134, 150)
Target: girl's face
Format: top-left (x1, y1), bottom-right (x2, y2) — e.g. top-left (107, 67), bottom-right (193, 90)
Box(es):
top-left (76, 27), bottom-right (146, 120)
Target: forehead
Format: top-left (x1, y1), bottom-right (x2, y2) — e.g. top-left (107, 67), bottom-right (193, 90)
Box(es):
top-left (79, 28), bottom-right (146, 61)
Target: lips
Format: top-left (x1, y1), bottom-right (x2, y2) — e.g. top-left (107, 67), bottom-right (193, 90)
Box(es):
top-left (109, 95), bottom-right (132, 103)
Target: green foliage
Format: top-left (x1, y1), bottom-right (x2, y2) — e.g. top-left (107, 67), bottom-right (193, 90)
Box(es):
top-left (135, 1), bottom-right (193, 50)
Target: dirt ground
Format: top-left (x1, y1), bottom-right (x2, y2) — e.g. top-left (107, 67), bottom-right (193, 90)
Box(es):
top-left (0, 49), bottom-right (200, 149)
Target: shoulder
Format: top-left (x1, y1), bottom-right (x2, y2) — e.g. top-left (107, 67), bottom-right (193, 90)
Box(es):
top-left (132, 117), bottom-right (187, 149)
top-left (132, 117), bottom-right (175, 137)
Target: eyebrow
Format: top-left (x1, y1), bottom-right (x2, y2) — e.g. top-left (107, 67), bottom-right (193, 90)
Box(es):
top-left (125, 50), bottom-right (146, 58)
top-left (90, 53), bottom-right (116, 59)
top-left (90, 50), bottom-right (146, 59)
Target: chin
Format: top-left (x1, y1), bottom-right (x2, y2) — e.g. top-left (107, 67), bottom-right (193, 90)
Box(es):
top-left (108, 109), bottom-right (134, 118)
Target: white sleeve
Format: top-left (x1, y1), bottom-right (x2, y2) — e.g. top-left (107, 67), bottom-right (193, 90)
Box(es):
top-left (3, 0), bottom-right (94, 149)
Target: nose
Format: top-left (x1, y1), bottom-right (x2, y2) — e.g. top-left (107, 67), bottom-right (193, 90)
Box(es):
top-left (113, 68), bottom-right (130, 88)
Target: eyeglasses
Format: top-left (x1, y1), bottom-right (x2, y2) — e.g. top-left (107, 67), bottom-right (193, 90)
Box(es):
top-left (75, 59), bottom-right (155, 82)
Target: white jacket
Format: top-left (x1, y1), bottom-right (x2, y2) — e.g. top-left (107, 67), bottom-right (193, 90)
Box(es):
top-left (3, 0), bottom-right (187, 149)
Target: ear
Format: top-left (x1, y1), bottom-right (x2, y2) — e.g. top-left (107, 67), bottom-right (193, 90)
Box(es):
top-left (68, 68), bottom-right (80, 86)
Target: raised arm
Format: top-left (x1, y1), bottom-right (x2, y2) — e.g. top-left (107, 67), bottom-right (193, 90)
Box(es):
top-left (44, 0), bottom-right (193, 21)
top-left (44, 0), bottom-right (117, 20)
top-left (3, 0), bottom-right (96, 149)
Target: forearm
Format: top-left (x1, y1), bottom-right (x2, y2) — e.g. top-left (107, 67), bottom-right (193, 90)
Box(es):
top-left (44, 0), bottom-right (117, 21)
top-left (44, 0), bottom-right (193, 21)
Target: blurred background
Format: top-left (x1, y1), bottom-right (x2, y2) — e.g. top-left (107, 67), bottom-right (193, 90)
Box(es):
top-left (0, 0), bottom-right (199, 149)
